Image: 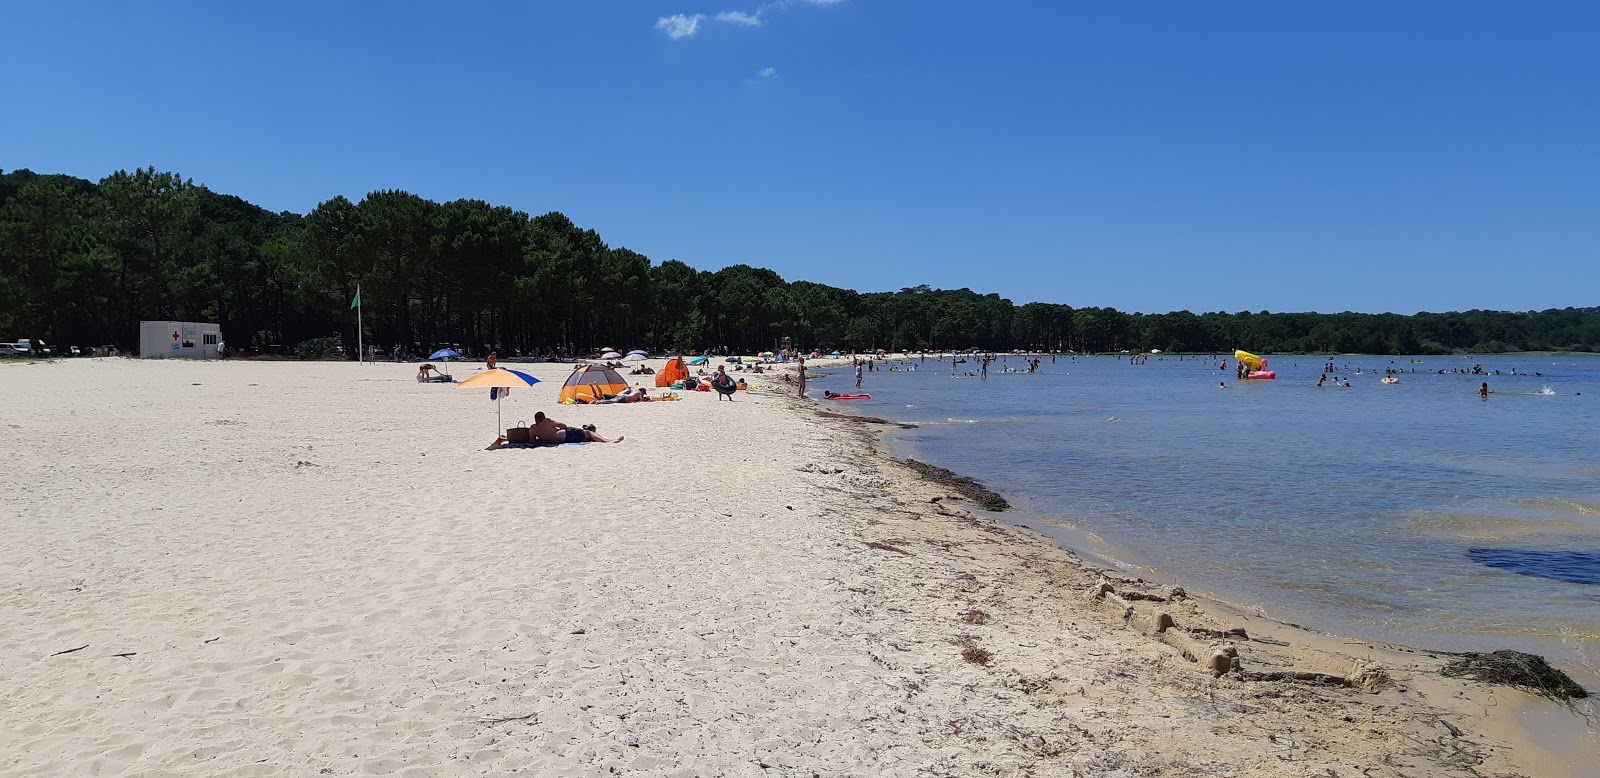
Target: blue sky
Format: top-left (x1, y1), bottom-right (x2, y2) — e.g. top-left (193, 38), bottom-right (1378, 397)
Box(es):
top-left (3, 1), bottom-right (1596, 314)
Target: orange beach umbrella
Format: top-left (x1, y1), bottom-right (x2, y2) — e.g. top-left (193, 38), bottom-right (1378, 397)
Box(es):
top-left (457, 368), bottom-right (542, 437)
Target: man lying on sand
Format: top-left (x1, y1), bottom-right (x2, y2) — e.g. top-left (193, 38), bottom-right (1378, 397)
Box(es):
top-left (531, 411), bottom-right (621, 443)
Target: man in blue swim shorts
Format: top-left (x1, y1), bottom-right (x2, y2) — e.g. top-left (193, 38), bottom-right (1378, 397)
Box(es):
top-left (531, 411), bottom-right (622, 444)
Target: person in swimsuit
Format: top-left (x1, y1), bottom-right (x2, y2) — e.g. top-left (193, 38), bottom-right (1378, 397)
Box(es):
top-left (531, 411), bottom-right (622, 443)
top-left (713, 365), bottom-right (736, 401)
top-left (594, 387), bottom-right (649, 404)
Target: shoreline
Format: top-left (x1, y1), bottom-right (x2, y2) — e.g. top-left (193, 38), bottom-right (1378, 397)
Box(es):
top-left (795, 359), bottom-right (1592, 775)
top-left (0, 357), bottom-right (1587, 775)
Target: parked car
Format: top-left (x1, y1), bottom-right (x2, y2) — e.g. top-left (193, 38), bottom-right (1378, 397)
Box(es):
top-left (6, 341), bottom-right (31, 357)
top-left (70, 346), bottom-right (82, 357)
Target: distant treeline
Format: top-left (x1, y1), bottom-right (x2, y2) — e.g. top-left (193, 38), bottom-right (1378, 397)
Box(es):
top-left (2, 167), bottom-right (1597, 356)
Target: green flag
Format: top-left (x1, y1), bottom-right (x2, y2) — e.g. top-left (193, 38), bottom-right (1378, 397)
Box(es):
top-left (350, 287), bottom-right (361, 309)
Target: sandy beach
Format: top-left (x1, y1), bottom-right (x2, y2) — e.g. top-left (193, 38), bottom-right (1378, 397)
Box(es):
top-left (0, 357), bottom-right (1584, 776)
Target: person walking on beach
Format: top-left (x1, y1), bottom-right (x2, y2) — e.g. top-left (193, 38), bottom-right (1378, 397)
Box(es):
top-left (713, 365), bottom-right (736, 401)
top-left (797, 358), bottom-right (807, 398)
top-left (486, 351), bottom-right (497, 370)
top-left (854, 361), bottom-right (863, 389)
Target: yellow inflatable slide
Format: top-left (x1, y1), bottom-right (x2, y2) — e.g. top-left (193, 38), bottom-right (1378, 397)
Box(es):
top-left (1234, 350), bottom-right (1264, 371)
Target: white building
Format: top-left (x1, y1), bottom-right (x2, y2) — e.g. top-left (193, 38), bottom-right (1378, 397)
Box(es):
top-left (139, 321), bottom-right (223, 359)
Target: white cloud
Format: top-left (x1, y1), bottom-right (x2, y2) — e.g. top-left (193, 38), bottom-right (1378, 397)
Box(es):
top-left (655, 14), bottom-right (705, 40)
top-left (807, 0), bottom-right (845, 4)
top-left (716, 10), bottom-right (763, 26)
top-left (758, 67), bottom-right (777, 78)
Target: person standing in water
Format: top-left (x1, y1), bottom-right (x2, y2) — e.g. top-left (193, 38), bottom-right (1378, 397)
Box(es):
top-left (1480, 382), bottom-right (1490, 399)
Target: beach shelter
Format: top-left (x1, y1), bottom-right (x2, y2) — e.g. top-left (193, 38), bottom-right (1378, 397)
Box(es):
top-left (657, 357), bottom-right (687, 387)
top-left (559, 364), bottom-right (629, 403)
top-left (457, 368), bottom-right (542, 437)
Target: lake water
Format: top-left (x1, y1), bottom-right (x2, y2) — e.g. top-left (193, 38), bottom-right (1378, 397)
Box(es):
top-left (814, 354), bottom-right (1600, 670)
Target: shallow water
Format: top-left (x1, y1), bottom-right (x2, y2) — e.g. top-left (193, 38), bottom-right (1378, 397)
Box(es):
top-left (818, 354), bottom-right (1600, 666)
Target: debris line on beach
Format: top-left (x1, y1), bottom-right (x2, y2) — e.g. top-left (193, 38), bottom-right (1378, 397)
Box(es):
top-left (1440, 650), bottom-right (1589, 700)
top-left (895, 458), bottom-right (1010, 511)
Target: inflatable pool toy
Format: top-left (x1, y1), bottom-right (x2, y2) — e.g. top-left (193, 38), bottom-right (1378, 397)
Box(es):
top-left (1246, 370), bottom-right (1276, 380)
top-left (827, 393), bottom-right (872, 400)
top-left (1234, 350), bottom-right (1264, 371)
top-left (1381, 377), bottom-right (1400, 384)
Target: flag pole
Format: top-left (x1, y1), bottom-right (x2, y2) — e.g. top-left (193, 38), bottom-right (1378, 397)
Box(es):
top-left (355, 283), bottom-right (363, 365)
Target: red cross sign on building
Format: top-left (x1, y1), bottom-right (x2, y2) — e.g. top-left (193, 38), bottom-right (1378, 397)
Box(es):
top-left (172, 330), bottom-right (179, 341)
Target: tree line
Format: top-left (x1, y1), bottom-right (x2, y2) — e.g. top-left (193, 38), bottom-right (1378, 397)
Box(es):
top-left (2, 167), bottom-right (1597, 357)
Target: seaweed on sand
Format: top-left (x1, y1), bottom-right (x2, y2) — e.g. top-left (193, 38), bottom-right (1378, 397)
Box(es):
top-left (1440, 650), bottom-right (1589, 701)
top-left (895, 458), bottom-right (1010, 512)
top-left (815, 409), bottom-right (918, 429)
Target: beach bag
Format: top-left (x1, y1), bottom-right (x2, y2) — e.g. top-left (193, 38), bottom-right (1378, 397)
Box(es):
top-left (505, 421), bottom-right (531, 444)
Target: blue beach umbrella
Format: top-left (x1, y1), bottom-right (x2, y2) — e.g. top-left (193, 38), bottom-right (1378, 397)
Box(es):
top-left (686, 356), bottom-right (709, 365)
top-left (428, 347), bottom-right (462, 378)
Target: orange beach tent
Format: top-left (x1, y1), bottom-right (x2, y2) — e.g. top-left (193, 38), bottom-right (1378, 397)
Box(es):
top-left (559, 364), bottom-right (629, 403)
top-left (656, 356), bottom-right (687, 388)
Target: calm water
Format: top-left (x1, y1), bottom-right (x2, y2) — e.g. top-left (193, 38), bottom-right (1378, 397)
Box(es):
top-left (815, 354), bottom-right (1600, 666)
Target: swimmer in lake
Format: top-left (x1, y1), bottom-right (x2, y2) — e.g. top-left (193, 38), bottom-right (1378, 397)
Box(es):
top-left (1479, 382), bottom-right (1489, 399)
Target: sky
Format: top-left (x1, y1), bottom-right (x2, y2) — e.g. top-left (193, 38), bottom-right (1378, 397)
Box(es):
top-left (3, 1), bottom-right (1596, 315)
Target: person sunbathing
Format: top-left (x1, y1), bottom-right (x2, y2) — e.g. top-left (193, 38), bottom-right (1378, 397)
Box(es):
top-left (594, 387), bottom-right (649, 404)
top-left (530, 411), bottom-right (621, 443)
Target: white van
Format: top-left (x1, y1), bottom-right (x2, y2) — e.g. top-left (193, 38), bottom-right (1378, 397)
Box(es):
top-left (6, 341), bottom-right (32, 357)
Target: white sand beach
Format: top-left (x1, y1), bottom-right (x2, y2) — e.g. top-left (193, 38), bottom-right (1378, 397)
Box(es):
top-left (0, 357), bottom-right (1581, 776)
